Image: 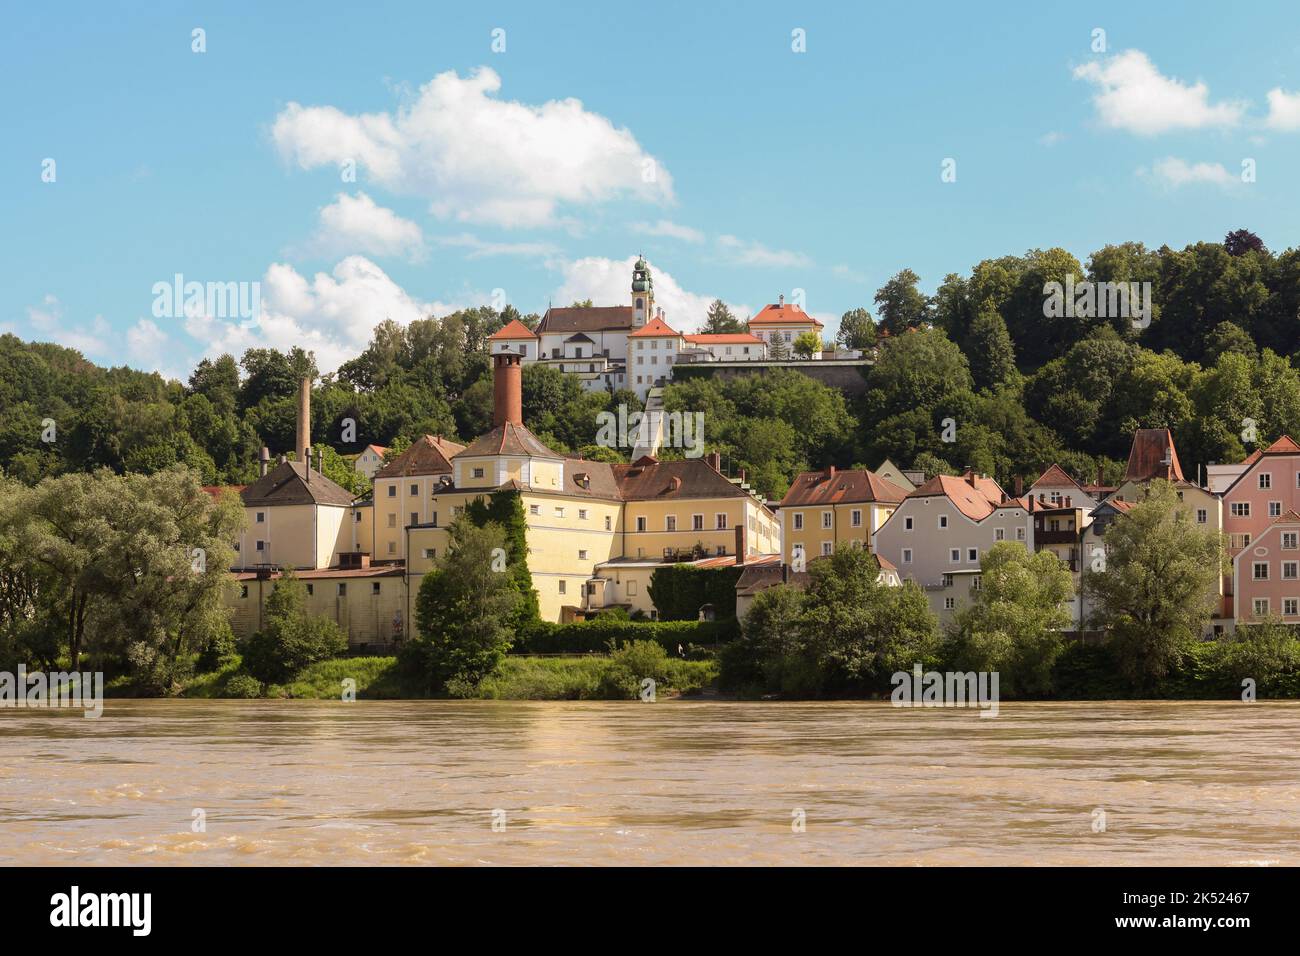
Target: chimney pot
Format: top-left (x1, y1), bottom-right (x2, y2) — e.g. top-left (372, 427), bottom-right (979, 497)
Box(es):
top-left (778, 294), bottom-right (785, 308)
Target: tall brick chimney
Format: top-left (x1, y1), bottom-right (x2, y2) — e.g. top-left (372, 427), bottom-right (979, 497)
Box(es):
top-left (493, 353), bottom-right (523, 427)
top-left (296, 377), bottom-right (311, 463)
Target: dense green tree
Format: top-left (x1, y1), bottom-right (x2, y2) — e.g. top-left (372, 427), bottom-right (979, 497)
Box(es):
top-left (874, 268), bottom-right (931, 335)
top-left (701, 299), bottom-right (745, 334)
top-left (835, 307), bottom-right (876, 350)
top-left (241, 568), bottom-right (347, 684)
top-left (966, 307), bottom-right (1017, 391)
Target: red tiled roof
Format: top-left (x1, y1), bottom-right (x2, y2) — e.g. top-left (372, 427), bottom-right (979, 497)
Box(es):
top-left (747, 303), bottom-right (825, 327)
top-left (458, 422), bottom-right (560, 460)
top-left (374, 435), bottom-right (464, 479)
top-left (1031, 463), bottom-right (1083, 491)
top-left (1124, 428), bottom-right (1185, 483)
top-left (778, 468), bottom-right (910, 508)
top-left (907, 473), bottom-right (1006, 522)
top-left (628, 316), bottom-right (681, 338)
top-left (536, 306), bottom-right (634, 335)
top-left (488, 318), bottom-right (538, 341)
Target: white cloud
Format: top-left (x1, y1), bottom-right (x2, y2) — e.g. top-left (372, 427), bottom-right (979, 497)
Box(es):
top-left (1073, 50), bottom-right (1245, 135)
top-left (552, 255), bottom-right (753, 332)
top-left (24, 295), bottom-right (112, 356)
top-left (633, 219), bottom-right (705, 243)
top-left (272, 67), bottom-right (673, 228)
top-left (434, 233), bottom-right (560, 259)
top-left (1265, 87), bottom-right (1300, 131)
top-left (185, 256), bottom-right (468, 372)
top-left (1140, 157), bottom-right (1238, 189)
top-left (831, 264), bottom-right (868, 283)
top-left (1038, 131), bottom-right (1066, 147)
top-left (716, 235), bottom-right (812, 269)
top-left (306, 192), bottom-right (425, 261)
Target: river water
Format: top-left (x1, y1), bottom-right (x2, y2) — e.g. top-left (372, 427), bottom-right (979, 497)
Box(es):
top-left (1, 700), bottom-right (1297, 865)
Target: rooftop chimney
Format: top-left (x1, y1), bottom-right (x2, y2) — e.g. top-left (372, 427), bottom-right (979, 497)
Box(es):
top-left (828, 465), bottom-right (837, 479)
top-left (259, 446), bottom-right (270, 478)
top-left (706, 451), bottom-right (722, 472)
top-left (778, 294), bottom-right (785, 308)
top-left (493, 353), bottom-right (523, 427)
top-left (296, 377), bottom-right (311, 468)
top-left (1014, 476), bottom-right (1023, 497)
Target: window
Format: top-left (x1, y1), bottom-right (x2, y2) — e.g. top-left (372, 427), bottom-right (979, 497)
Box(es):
top-left (387, 513), bottom-right (397, 528)
top-left (387, 485), bottom-right (396, 497)
top-left (627, 580), bottom-right (637, 595)
top-left (578, 509), bottom-right (588, 520)
top-left (410, 512), bottom-right (419, 527)
top-left (555, 507), bottom-right (565, 518)
top-left (1270, 502), bottom-right (1283, 518)
top-left (472, 468), bottom-right (485, 480)
top-left (942, 573), bottom-right (954, 587)
top-left (794, 513), bottom-right (805, 531)
top-left (256, 511), bottom-right (265, 523)
top-left (605, 516), bottom-right (612, 531)
top-left (355, 512), bottom-right (362, 523)
top-left (1260, 473), bottom-right (1272, 489)
top-left (822, 542), bottom-right (833, 556)
top-left (256, 540), bottom-right (265, 552)
top-left (693, 514), bottom-right (704, 531)
top-left (1284, 562), bottom-right (1297, 580)
top-left (410, 483), bottom-right (419, 496)
top-left (1284, 532), bottom-right (1298, 550)
top-left (938, 515), bottom-right (948, 529)
top-left (636, 516), bottom-right (647, 532)
top-left (666, 516), bottom-right (677, 532)
top-left (822, 512), bottom-right (833, 529)
top-left (239, 585), bottom-right (248, 598)
top-left (1231, 502), bottom-right (1251, 517)
top-left (716, 514), bottom-right (728, 530)
top-left (968, 548), bottom-right (978, 562)
top-left (1254, 562), bottom-right (1270, 581)
top-left (995, 528), bottom-right (1005, 541)
top-left (372, 582), bottom-right (381, 595)
top-left (1287, 599), bottom-right (1299, 616)
top-left (902, 549), bottom-right (913, 563)
top-left (944, 597), bottom-right (955, 610)
top-left (1197, 509), bottom-right (1207, 524)
top-left (1254, 598), bottom-right (1270, 616)
top-left (558, 580), bottom-right (566, 595)
top-left (530, 504), bottom-right (540, 515)
top-left (950, 548), bottom-right (960, 562)
top-left (337, 583), bottom-right (347, 596)
top-left (387, 542), bottom-right (395, 554)
top-left (851, 510), bottom-right (862, 527)
top-left (423, 548), bottom-right (435, 559)
top-left (1016, 528), bottom-right (1026, 541)
top-left (578, 550), bottom-right (588, 560)
top-left (904, 516), bottom-right (914, 531)
top-left (972, 577), bottom-right (983, 591)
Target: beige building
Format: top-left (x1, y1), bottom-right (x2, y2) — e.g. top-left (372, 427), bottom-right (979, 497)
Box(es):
top-left (776, 466), bottom-right (910, 566)
top-left (371, 434), bottom-right (465, 562)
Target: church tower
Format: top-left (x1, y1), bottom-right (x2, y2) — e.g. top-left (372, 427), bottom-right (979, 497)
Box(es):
top-left (631, 256), bottom-right (654, 327)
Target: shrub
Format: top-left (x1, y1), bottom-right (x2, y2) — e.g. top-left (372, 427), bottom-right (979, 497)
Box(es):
top-left (515, 618), bottom-right (739, 655)
top-left (241, 570), bottom-right (348, 683)
top-left (197, 620), bottom-right (238, 672)
top-left (225, 673), bottom-right (263, 698)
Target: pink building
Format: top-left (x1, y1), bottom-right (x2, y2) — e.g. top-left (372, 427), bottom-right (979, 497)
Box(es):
top-left (1233, 511), bottom-right (1300, 624)
top-left (1220, 436), bottom-right (1300, 557)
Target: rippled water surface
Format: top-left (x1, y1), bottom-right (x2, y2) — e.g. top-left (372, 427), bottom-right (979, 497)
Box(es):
top-left (2, 700), bottom-right (1297, 865)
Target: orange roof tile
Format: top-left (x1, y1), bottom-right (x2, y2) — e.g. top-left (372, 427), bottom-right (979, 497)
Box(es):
top-left (628, 316), bottom-right (681, 338)
top-left (683, 333), bottom-right (764, 345)
top-left (747, 303), bottom-right (825, 328)
top-left (1124, 428), bottom-right (1185, 483)
top-left (488, 318), bottom-right (538, 340)
top-left (1031, 463), bottom-right (1083, 491)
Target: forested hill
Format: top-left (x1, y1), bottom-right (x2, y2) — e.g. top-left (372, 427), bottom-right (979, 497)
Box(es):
top-left (4, 229), bottom-right (1300, 500)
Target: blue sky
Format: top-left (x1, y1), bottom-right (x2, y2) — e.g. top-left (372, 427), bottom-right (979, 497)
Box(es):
top-left (4, 1), bottom-right (1300, 378)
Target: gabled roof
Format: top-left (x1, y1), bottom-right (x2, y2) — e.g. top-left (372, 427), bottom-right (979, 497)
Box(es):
top-left (628, 316), bottom-right (681, 338)
top-left (536, 306), bottom-right (634, 335)
top-left (1223, 435), bottom-right (1300, 495)
top-left (612, 458), bottom-right (749, 501)
top-left (778, 468), bottom-right (910, 508)
top-left (748, 303), bottom-right (825, 327)
top-left (1124, 428), bottom-right (1185, 483)
top-left (458, 422), bottom-right (562, 460)
top-left (907, 472), bottom-right (1007, 522)
top-left (241, 460), bottom-right (356, 508)
top-left (374, 434), bottom-right (464, 479)
top-left (488, 318), bottom-right (538, 341)
top-left (564, 332), bottom-right (595, 343)
top-left (1031, 463), bottom-right (1084, 491)
top-left (362, 443), bottom-right (388, 454)
top-left (683, 333), bottom-right (764, 346)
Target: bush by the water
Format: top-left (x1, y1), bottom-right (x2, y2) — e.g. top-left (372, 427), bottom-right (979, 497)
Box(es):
top-left (225, 673), bottom-right (264, 698)
top-left (240, 570), bottom-right (347, 683)
top-left (516, 617), bottom-right (738, 655)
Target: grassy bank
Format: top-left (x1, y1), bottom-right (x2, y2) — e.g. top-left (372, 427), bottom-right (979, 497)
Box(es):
top-left (177, 652), bottom-right (718, 701)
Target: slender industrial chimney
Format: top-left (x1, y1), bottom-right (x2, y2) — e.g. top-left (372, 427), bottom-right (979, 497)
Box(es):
top-left (296, 377), bottom-right (311, 466)
top-left (493, 353), bottom-right (523, 427)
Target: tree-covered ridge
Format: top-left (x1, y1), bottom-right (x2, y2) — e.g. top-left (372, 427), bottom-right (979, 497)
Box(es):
top-left (4, 230), bottom-right (1300, 498)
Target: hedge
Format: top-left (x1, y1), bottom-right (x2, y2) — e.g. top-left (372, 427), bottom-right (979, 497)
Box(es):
top-left (514, 617), bottom-right (740, 655)
top-left (648, 564), bottom-right (741, 620)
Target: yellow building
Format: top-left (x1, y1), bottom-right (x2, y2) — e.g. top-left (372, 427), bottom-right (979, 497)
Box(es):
top-left (776, 466), bottom-right (910, 566)
top-left (405, 353), bottom-right (781, 622)
top-left (371, 434), bottom-right (465, 561)
top-left (234, 457), bottom-right (360, 571)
